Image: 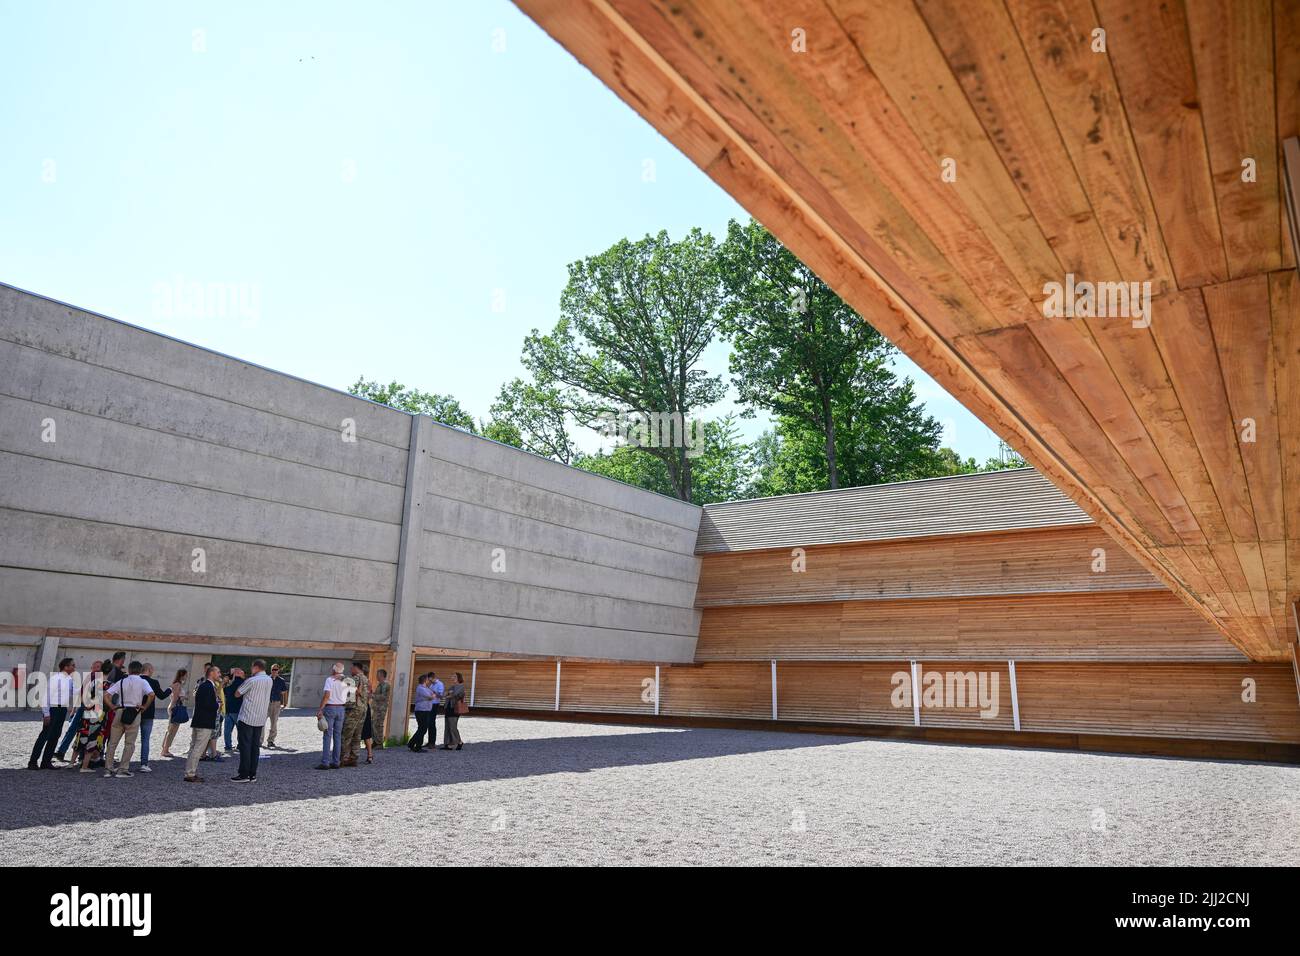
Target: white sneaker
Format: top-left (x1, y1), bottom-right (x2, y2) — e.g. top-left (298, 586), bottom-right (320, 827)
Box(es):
top-left (102, 770), bottom-right (115, 778)
top-left (138, 765), bottom-right (152, 773)
top-left (116, 770), bottom-right (134, 778)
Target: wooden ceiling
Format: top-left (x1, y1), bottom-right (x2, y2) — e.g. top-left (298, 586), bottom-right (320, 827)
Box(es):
top-left (516, 0), bottom-right (1300, 661)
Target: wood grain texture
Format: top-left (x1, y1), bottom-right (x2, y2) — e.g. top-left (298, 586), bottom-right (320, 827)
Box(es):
top-left (516, 0), bottom-right (1299, 660)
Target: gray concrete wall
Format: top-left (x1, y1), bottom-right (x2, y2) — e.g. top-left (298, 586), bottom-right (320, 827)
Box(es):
top-left (0, 284), bottom-right (705, 666)
top-left (0, 283), bottom-right (407, 644)
top-left (415, 425), bottom-right (702, 662)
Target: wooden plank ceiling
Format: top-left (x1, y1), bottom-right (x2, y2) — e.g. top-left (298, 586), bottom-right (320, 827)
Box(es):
top-left (516, 0), bottom-right (1300, 661)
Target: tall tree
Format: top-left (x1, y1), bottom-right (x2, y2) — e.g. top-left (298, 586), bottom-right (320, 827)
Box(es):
top-left (718, 219), bottom-right (943, 490)
top-left (487, 377), bottom-right (576, 464)
top-left (523, 229), bottom-right (726, 500)
top-left (348, 378), bottom-right (476, 432)
top-left (576, 414), bottom-right (751, 505)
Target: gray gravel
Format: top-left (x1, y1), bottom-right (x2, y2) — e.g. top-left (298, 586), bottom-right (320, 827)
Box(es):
top-left (2, 710), bottom-right (1297, 865)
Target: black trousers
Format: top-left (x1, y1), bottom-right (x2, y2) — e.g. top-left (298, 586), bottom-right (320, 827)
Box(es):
top-left (30, 706), bottom-right (67, 766)
top-left (409, 710), bottom-right (429, 750)
top-left (236, 720), bottom-right (262, 778)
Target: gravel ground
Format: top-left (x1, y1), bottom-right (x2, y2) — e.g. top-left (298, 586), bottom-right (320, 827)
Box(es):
top-left (2, 710), bottom-right (1297, 865)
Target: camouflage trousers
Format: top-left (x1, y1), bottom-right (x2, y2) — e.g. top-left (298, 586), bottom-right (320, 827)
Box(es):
top-left (370, 700), bottom-right (389, 745)
top-left (341, 707), bottom-right (366, 760)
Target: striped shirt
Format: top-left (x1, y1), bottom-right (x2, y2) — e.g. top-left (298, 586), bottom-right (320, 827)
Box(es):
top-left (235, 672), bottom-right (273, 727)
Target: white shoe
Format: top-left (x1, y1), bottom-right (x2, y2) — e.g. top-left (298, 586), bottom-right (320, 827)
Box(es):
top-left (116, 770), bottom-right (134, 778)
top-left (80, 767), bottom-right (94, 774)
top-left (139, 765), bottom-right (152, 773)
top-left (102, 771), bottom-right (115, 778)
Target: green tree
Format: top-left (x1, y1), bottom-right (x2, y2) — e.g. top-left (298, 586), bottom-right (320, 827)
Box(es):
top-left (523, 229), bottom-right (727, 501)
top-left (576, 415), bottom-right (751, 505)
top-left (718, 219), bottom-right (943, 492)
top-left (487, 377), bottom-right (577, 464)
top-left (348, 378), bottom-right (477, 432)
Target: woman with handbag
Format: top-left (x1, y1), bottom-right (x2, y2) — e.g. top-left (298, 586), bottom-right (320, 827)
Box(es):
top-left (160, 669), bottom-right (190, 758)
top-left (441, 672), bottom-right (467, 751)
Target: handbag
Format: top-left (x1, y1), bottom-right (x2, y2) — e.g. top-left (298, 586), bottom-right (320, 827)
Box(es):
top-left (171, 703), bottom-right (190, 725)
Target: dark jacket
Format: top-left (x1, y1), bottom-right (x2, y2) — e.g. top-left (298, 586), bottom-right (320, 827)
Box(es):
top-left (193, 679), bottom-right (219, 731)
top-left (224, 676), bottom-right (244, 715)
top-left (142, 676), bottom-right (172, 720)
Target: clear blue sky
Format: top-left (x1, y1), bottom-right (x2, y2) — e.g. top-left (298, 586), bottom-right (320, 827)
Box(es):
top-left (0, 0), bottom-right (1001, 461)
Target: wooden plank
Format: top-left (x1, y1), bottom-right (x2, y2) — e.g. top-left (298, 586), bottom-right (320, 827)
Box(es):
top-left (1147, 289), bottom-right (1258, 540)
top-left (695, 591), bottom-right (1238, 662)
top-left (1006, 0), bottom-right (1176, 291)
top-left (1276, 0), bottom-right (1300, 270)
top-left (1029, 317), bottom-right (1201, 541)
top-left (1093, 0), bottom-right (1228, 287)
top-left (964, 324), bottom-right (1183, 545)
top-left (1085, 312), bottom-right (1231, 543)
top-left (627, 0), bottom-right (1039, 329)
top-left (1185, 0), bottom-right (1281, 277)
top-left (696, 525), bottom-right (1162, 606)
top-left (833, 0), bottom-right (1077, 293)
top-left (1202, 275), bottom-right (1284, 553)
top-left (912, 0), bottom-right (1122, 289)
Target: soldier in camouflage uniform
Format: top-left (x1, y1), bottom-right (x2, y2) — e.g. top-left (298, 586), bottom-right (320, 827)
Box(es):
top-left (339, 662), bottom-right (369, 767)
top-left (368, 669), bottom-right (391, 749)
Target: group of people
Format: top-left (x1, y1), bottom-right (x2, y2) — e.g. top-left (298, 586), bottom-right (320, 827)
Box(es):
top-left (401, 670), bottom-right (466, 755)
top-left (312, 661), bottom-right (394, 769)
top-left (26, 652), bottom-right (292, 783)
top-left (27, 654), bottom-right (464, 781)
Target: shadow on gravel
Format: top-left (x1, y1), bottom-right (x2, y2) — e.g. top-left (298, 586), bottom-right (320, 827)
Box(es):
top-left (1, 718), bottom-right (856, 830)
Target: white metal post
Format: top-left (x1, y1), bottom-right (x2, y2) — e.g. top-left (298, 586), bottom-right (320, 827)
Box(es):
top-left (1008, 659), bottom-right (1021, 731)
top-left (910, 660), bottom-right (921, 727)
top-left (654, 665), bottom-right (661, 716)
top-left (554, 660), bottom-right (562, 711)
top-left (770, 659), bottom-right (778, 719)
top-left (469, 660), bottom-right (477, 708)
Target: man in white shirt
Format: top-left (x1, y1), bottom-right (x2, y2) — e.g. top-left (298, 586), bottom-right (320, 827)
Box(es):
top-left (316, 662), bottom-right (350, 769)
top-left (29, 657), bottom-right (77, 770)
top-left (232, 659), bottom-right (273, 782)
top-left (103, 661), bottom-right (155, 778)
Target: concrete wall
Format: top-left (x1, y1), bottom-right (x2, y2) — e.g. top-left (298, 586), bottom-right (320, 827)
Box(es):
top-left (0, 283), bottom-right (408, 645)
top-left (0, 284), bottom-right (705, 672)
top-left (415, 425), bottom-right (703, 662)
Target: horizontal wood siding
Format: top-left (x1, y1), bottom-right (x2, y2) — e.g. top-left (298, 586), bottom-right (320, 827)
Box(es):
top-left (1016, 662), bottom-right (1300, 742)
top-left (775, 661), bottom-right (914, 725)
top-left (696, 526), bottom-right (1157, 605)
top-left (659, 662), bottom-right (771, 719)
top-left (696, 591), bottom-right (1240, 661)
top-left (559, 661), bottom-right (657, 715)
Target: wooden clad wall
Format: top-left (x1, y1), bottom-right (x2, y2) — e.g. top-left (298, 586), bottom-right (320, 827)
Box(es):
top-left (1016, 662), bottom-right (1300, 743)
top-left (465, 660), bottom-right (556, 711)
top-left (775, 661), bottom-right (913, 726)
top-left (443, 657), bottom-right (1300, 744)
top-left (659, 662), bottom-right (772, 719)
top-left (697, 526), bottom-right (1155, 605)
top-left (696, 591), bottom-right (1240, 661)
top-left (559, 661), bottom-right (657, 715)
